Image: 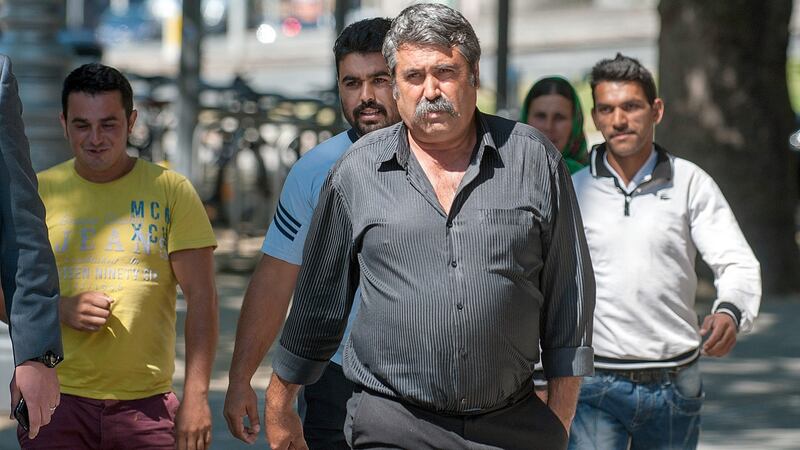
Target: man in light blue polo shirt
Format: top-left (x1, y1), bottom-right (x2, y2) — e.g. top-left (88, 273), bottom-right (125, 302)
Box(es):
top-left (223, 18), bottom-right (400, 449)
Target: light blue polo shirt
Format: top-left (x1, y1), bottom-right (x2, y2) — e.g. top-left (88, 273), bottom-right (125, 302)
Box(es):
top-left (262, 129), bottom-right (360, 366)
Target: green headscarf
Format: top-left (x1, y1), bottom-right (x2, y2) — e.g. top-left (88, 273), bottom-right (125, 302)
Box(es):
top-left (520, 76), bottom-right (588, 174)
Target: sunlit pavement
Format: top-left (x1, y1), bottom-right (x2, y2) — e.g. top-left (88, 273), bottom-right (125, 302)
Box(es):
top-left (202, 285), bottom-right (800, 450)
top-left (695, 298), bottom-right (800, 449)
top-left (2, 249), bottom-right (798, 449)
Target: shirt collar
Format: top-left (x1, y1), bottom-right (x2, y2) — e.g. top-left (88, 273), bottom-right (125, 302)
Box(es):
top-left (590, 141), bottom-right (673, 188)
top-left (346, 128), bottom-right (360, 143)
top-left (376, 110), bottom-right (500, 169)
top-left (603, 146), bottom-right (657, 192)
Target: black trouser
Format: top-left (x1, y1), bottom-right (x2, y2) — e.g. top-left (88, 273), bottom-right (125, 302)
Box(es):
top-left (344, 387), bottom-right (568, 450)
top-left (298, 363), bottom-right (355, 450)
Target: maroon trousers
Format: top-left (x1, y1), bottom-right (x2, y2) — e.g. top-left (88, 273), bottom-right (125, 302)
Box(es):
top-left (18, 392), bottom-right (179, 450)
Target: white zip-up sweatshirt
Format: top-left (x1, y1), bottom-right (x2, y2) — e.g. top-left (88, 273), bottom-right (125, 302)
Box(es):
top-left (572, 144), bottom-right (761, 369)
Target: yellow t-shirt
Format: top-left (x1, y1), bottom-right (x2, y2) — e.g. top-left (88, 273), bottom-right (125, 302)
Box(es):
top-left (38, 159), bottom-right (217, 400)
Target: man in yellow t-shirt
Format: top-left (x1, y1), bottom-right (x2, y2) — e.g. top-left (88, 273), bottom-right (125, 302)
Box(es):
top-left (18, 63), bottom-right (218, 450)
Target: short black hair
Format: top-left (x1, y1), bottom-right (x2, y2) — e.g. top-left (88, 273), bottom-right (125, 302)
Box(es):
top-left (62, 63), bottom-right (134, 119)
top-left (590, 53), bottom-right (658, 104)
top-left (333, 17), bottom-right (392, 75)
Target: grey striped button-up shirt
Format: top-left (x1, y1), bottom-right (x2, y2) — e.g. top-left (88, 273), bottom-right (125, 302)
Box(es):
top-left (273, 112), bottom-right (595, 414)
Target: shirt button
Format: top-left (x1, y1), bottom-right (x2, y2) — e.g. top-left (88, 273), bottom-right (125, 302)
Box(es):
top-left (456, 303), bottom-right (463, 310)
top-left (451, 260), bottom-right (457, 268)
top-left (446, 221), bottom-right (453, 228)
top-left (461, 398), bottom-right (467, 405)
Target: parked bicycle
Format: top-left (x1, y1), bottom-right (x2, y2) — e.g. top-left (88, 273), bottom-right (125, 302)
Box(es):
top-left (126, 73), bottom-right (178, 165)
top-left (190, 76), bottom-right (341, 238)
top-left (122, 72), bottom-right (342, 264)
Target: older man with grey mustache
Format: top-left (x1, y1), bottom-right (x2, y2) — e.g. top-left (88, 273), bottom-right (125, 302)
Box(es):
top-left (265, 4), bottom-right (596, 449)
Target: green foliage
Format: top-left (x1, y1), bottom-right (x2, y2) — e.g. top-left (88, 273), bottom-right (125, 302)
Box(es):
top-left (788, 58), bottom-right (800, 114)
top-left (477, 87), bottom-right (496, 114)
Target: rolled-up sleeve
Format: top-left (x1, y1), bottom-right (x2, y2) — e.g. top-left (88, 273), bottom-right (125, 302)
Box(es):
top-left (539, 156), bottom-right (595, 378)
top-left (272, 172), bottom-right (358, 385)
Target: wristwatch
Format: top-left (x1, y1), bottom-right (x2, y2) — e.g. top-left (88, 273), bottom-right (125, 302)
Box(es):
top-left (29, 351), bottom-right (63, 368)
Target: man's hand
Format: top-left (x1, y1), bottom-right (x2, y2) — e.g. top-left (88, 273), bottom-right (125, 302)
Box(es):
top-left (175, 393), bottom-right (212, 450)
top-left (225, 255), bottom-right (298, 443)
top-left (700, 312), bottom-right (737, 357)
top-left (59, 291), bottom-right (113, 332)
top-left (223, 380), bottom-right (261, 444)
top-left (265, 373), bottom-right (307, 450)
top-left (10, 361), bottom-right (60, 439)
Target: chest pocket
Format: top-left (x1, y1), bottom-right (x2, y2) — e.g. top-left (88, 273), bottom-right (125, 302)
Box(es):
top-left (467, 209), bottom-right (542, 279)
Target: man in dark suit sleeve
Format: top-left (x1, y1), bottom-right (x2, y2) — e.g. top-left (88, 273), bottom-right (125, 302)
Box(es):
top-left (0, 54), bottom-right (63, 440)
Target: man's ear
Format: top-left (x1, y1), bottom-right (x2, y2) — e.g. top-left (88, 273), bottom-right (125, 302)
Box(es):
top-left (591, 107), bottom-right (600, 130)
top-left (652, 98), bottom-right (665, 125)
top-left (59, 112), bottom-right (68, 139)
top-left (127, 110), bottom-right (138, 133)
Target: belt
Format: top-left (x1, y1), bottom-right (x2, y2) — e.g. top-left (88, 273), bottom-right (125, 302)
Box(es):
top-left (356, 376), bottom-right (536, 417)
top-left (596, 360), bottom-right (695, 384)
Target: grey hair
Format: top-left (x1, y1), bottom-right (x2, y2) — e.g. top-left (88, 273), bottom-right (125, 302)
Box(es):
top-left (383, 3), bottom-right (481, 83)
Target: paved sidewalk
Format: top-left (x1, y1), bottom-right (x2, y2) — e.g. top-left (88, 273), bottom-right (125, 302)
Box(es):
top-left (694, 298), bottom-right (800, 449)
top-left (2, 262), bottom-right (797, 448)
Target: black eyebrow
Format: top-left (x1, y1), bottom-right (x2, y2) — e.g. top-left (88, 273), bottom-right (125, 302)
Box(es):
top-left (70, 116), bottom-right (119, 123)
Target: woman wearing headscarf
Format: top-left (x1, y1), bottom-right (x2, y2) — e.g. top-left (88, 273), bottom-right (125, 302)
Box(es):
top-left (521, 76), bottom-right (589, 174)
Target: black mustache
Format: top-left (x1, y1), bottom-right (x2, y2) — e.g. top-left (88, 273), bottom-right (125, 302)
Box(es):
top-left (354, 100), bottom-right (387, 116)
top-left (611, 130), bottom-right (635, 137)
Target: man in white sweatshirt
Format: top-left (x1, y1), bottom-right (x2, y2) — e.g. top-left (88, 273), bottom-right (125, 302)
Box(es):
top-left (569, 53), bottom-right (761, 450)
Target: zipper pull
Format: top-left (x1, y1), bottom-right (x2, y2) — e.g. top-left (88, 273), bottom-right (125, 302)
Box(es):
top-left (624, 195), bottom-right (631, 216)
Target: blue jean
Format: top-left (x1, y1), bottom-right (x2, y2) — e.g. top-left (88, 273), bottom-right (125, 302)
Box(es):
top-left (568, 360), bottom-right (704, 450)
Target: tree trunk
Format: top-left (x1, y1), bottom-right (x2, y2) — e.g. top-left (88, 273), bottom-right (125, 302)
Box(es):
top-left (658, 0), bottom-right (800, 294)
